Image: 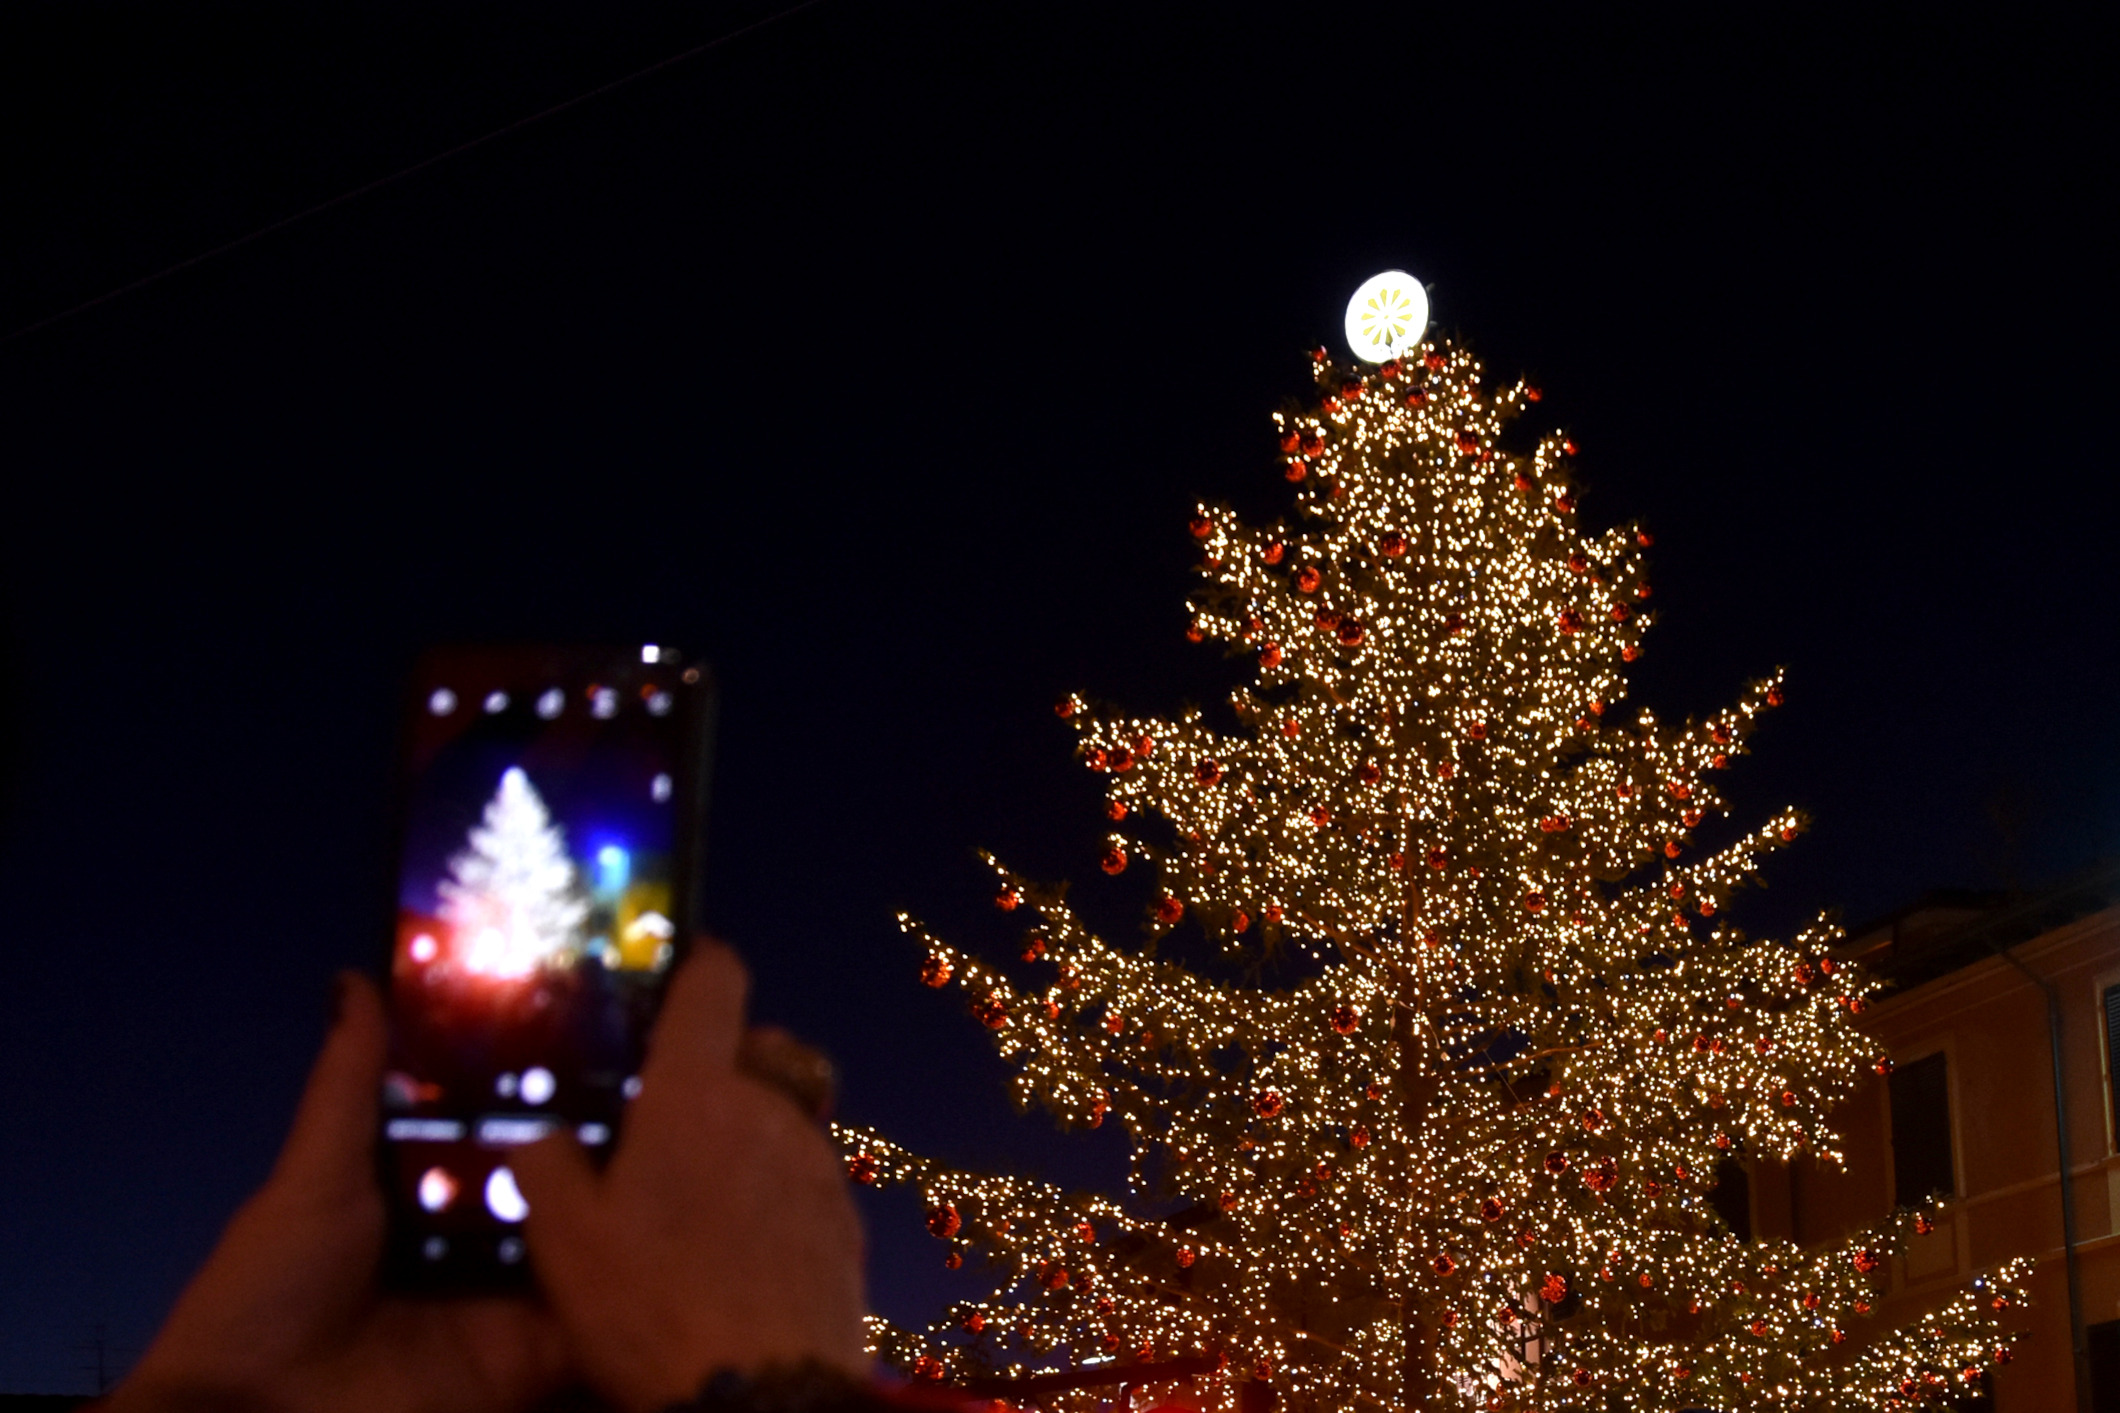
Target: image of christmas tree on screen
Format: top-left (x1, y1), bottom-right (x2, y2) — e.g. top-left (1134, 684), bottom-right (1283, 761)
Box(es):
top-left (835, 273), bottom-right (2029, 1412)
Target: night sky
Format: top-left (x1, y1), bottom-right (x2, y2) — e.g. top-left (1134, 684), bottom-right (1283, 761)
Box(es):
top-left (0, 5), bottom-right (2111, 1394)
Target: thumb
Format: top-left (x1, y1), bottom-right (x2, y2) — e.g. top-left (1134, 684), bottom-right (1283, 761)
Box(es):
top-left (267, 971), bottom-right (386, 1202)
top-left (514, 1129), bottom-right (605, 1302)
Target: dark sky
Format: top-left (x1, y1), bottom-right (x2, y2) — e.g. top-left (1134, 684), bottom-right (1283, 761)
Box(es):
top-left (0, 3), bottom-right (2111, 1394)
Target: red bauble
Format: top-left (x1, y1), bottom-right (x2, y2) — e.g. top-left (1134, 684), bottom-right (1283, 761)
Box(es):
top-left (1779, 1090), bottom-right (1797, 1108)
top-left (1084, 747), bottom-right (1109, 771)
top-left (1554, 492), bottom-right (1577, 513)
top-left (1524, 385), bottom-right (1543, 403)
top-left (1265, 905), bottom-right (1284, 923)
top-left (1512, 471), bottom-right (1534, 493)
top-left (1294, 565), bottom-right (1322, 593)
top-left (1465, 720), bottom-right (1488, 740)
top-left (1873, 1056), bottom-right (1894, 1076)
top-left (1581, 1108), bottom-right (1606, 1131)
top-left (1766, 684), bottom-right (1785, 707)
top-left (1330, 1004), bottom-right (1359, 1034)
top-left (1154, 895), bottom-right (1185, 924)
top-left (1185, 625), bottom-right (1205, 643)
top-left (1310, 346), bottom-right (1330, 363)
top-left (1403, 389), bottom-right (1427, 408)
top-left (1284, 458), bottom-right (1309, 483)
top-left (1355, 762), bottom-right (1382, 785)
top-left (1020, 936), bottom-right (1046, 961)
top-left (1108, 746), bottom-right (1134, 772)
top-left (1566, 552), bottom-right (1589, 574)
top-left (1218, 1190), bottom-right (1239, 1211)
top-left (1378, 530), bottom-right (1409, 557)
top-left (920, 955), bottom-right (952, 988)
top-left (1309, 806), bottom-right (1331, 826)
top-left (1423, 349), bottom-right (1445, 371)
top-left (1523, 891), bottom-right (1548, 913)
top-left (1100, 847), bottom-right (1128, 875)
top-left (1622, 645), bottom-right (1641, 662)
top-left (1106, 799), bottom-right (1127, 820)
top-left (1379, 358), bottom-right (1401, 379)
top-left (1539, 1273), bottom-right (1567, 1303)
top-left (996, 889), bottom-right (1021, 912)
top-left (1635, 529), bottom-right (1653, 546)
top-left (1793, 961), bottom-right (1817, 985)
top-left (848, 1153), bottom-right (879, 1184)
top-left (927, 1204), bottom-right (962, 1238)
top-left (1188, 514), bottom-right (1213, 540)
top-left (1561, 439), bottom-right (1578, 456)
top-left (1196, 758), bottom-right (1224, 785)
top-left (1441, 612), bottom-right (1467, 635)
top-left (1585, 1159), bottom-right (1618, 1192)
top-left (1261, 541), bottom-right (1286, 565)
top-left (1054, 697), bottom-right (1076, 718)
top-left (1682, 809), bottom-right (1703, 827)
top-left (1348, 1124), bottom-right (1370, 1148)
top-left (963, 1310), bottom-right (984, 1331)
top-left (1914, 1213), bottom-right (1935, 1235)
top-left (1432, 1253), bottom-right (1457, 1276)
top-left (1321, 396), bottom-right (1341, 414)
top-left (1258, 642), bottom-right (1283, 670)
top-left (1556, 609), bottom-right (1584, 634)
top-left (970, 996), bottom-right (1008, 1029)
top-left (1572, 1369), bottom-right (1591, 1389)
top-left (1852, 1248), bottom-right (1881, 1274)
top-left (1277, 428), bottom-right (1302, 454)
top-left (1455, 429), bottom-right (1479, 453)
top-left (911, 1357), bottom-right (945, 1382)
top-left (1479, 1198), bottom-right (1504, 1223)
top-left (1424, 846), bottom-right (1448, 870)
top-left (1609, 603), bottom-right (1629, 623)
top-left (1663, 840), bottom-right (1682, 858)
top-left (1229, 908), bottom-right (1252, 934)
top-left (1298, 432), bottom-right (1324, 457)
top-left (1175, 1246), bottom-right (1196, 1268)
top-left (1540, 815), bottom-right (1570, 833)
top-left (1253, 1090), bottom-right (1285, 1119)
top-left (1667, 780), bottom-right (1692, 800)
top-left (1339, 378), bottom-right (1362, 400)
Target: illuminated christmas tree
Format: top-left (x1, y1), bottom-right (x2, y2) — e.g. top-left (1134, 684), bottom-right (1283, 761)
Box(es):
top-left (837, 283), bottom-right (2028, 1411)
top-left (441, 765), bottom-right (588, 978)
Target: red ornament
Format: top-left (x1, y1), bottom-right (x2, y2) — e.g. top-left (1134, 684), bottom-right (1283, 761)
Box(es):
top-left (1231, 909), bottom-right (1251, 934)
top-left (1339, 378), bottom-right (1362, 400)
top-left (1277, 428), bottom-right (1302, 454)
top-left (1748, 1319), bottom-right (1767, 1337)
top-left (1308, 805), bottom-right (1331, 827)
top-left (1432, 1253), bottom-right (1457, 1276)
top-left (911, 1357), bottom-right (945, 1382)
top-left (1572, 1369), bottom-right (1591, 1389)
top-left (1854, 1299), bottom-right (1871, 1314)
top-left (1524, 384), bottom-right (1542, 402)
top-left (1330, 1004), bottom-right (1359, 1034)
top-left (1581, 1108), bottom-right (1606, 1131)
top-left (1441, 612), bottom-right (1467, 635)
top-left (1585, 1159), bottom-right (1618, 1192)
top-left (1379, 359), bottom-right (1402, 379)
top-left (995, 889), bottom-right (1021, 912)
top-left (1914, 1213), bottom-right (1935, 1235)
top-left (920, 955), bottom-right (952, 988)
top-left (1295, 565), bottom-right (1322, 593)
top-left (1106, 800), bottom-right (1127, 821)
top-left (1259, 642), bottom-right (1283, 670)
top-left (1379, 531), bottom-right (1408, 557)
top-left (1175, 1247), bottom-right (1196, 1268)
top-left (1539, 1273), bottom-right (1567, 1303)
top-left (970, 996), bottom-right (1008, 1029)
top-left (1663, 840), bottom-right (1682, 858)
top-left (1356, 762), bottom-right (1382, 784)
top-left (1349, 1124), bottom-right (1370, 1149)
top-left (1336, 619), bottom-right (1366, 647)
top-left (1321, 396), bottom-right (1340, 414)
top-left (1054, 698), bottom-right (1076, 719)
top-left (1265, 905), bottom-right (1284, 922)
top-left (1523, 891), bottom-right (1547, 914)
top-left (1479, 1198), bottom-right (1504, 1223)
top-left (848, 1153), bottom-right (879, 1184)
top-left (1766, 685), bottom-right (1784, 707)
top-left (1310, 346), bottom-right (1330, 363)
top-left (1422, 349), bottom-right (1445, 370)
top-left (1465, 720), bottom-right (1488, 740)
top-left (1196, 758), bottom-right (1224, 786)
top-left (1154, 895), bottom-right (1185, 924)
top-left (1852, 1248), bottom-right (1881, 1274)
top-left (1084, 748), bottom-right (1109, 771)
top-left (1253, 1090), bottom-right (1285, 1119)
top-left (1780, 1090), bottom-right (1797, 1108)
top-left (1261, 541), bottom-right (1286, 565)
top-left (1540, 815), bottom-right (1570, 833)
top-left (1188, 515), bottom-right (1213, 540)
top-left (1424, 847), bottom-right (1448, 870)
top-left (1622, 645), bottom-right (1641, 661)
top-left (927, 1204), bottom-right (962, 1238)
top-left (1100, 847), bottom-right (1128, 875)
top-left (1185, 625), bottom-right (1205, 643)
top-left (1455, 429), bottom-right (1479, 454)
top-left (1284, 458), bottom-right (1308, 483)
top-left (1557, 609), bottom-right (1584, 634)
top-left (1609, 603), bottom-right (1629, 622)
top-left (1873, 1056), bottom-right (1894, 1076)
top-left (1554, 491), bottom-right (1577, 513)
top-left (963, 1310), bottom-right (984, 1331)
top-left (1298, 431), bottom-right (1324, 457)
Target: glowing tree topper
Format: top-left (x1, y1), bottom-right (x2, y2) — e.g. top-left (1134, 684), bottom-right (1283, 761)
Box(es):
top-left (441, 766), bottom-right (589, 978)
top-left (837, 304), bottom-right (2028, 1413)
top-left (1344, 269), bottom-right (1428, 363)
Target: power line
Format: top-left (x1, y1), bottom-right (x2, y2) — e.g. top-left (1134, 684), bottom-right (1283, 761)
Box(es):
top-left (0, 0), bottom-right (830, 349)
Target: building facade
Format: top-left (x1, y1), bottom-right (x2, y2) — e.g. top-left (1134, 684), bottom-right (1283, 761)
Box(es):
top-left (1742, 870), bottom-right (2120, 1409)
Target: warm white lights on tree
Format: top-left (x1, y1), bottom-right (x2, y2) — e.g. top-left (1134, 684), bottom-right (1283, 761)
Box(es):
top-left (839, 326), bottom-right (2028, 1413)
top-left (1343, 270), bottom-right (1428, 363)
top-left (441, 766), bottom-right (588, 978)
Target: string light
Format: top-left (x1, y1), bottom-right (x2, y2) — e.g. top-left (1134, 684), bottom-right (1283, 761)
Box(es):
top-left (835, 338), bottom-right (2029, 1411)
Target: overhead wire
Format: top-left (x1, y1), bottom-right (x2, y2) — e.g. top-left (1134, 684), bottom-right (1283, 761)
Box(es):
top-left (0, 0), bottom-right (832, 349)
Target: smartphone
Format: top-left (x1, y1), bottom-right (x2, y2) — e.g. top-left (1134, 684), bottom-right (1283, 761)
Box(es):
top-left (377, 644), bottom-right (715, 1290)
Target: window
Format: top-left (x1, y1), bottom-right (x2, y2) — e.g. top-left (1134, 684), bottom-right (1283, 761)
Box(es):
top-left (2104, 984), bottom-right (2120, 1150)
top-left (1889, 1051), bottom-right (1955, 1207)
top-left (1708, 1158), bottom-right (1751, 1240)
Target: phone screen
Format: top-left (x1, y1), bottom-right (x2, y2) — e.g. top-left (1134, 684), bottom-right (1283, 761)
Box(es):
top-left (378, 644), bottom-right (713, 1288)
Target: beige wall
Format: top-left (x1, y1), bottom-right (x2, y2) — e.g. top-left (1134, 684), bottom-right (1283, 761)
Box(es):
top-left (1752, 906), bottom-right (2120, 1407)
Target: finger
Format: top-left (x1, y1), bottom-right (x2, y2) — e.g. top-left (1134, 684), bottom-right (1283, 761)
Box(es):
top-left (640, 940), bottom-right (750, 1088)
top-left (512, 1128), bottom-right (605, 1305)
top-left (267, 971), bottom-right (388, 1200)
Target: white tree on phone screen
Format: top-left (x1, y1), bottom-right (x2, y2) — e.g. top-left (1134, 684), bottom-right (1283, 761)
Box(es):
top-left (441, 766), bottom-right (588, 978)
